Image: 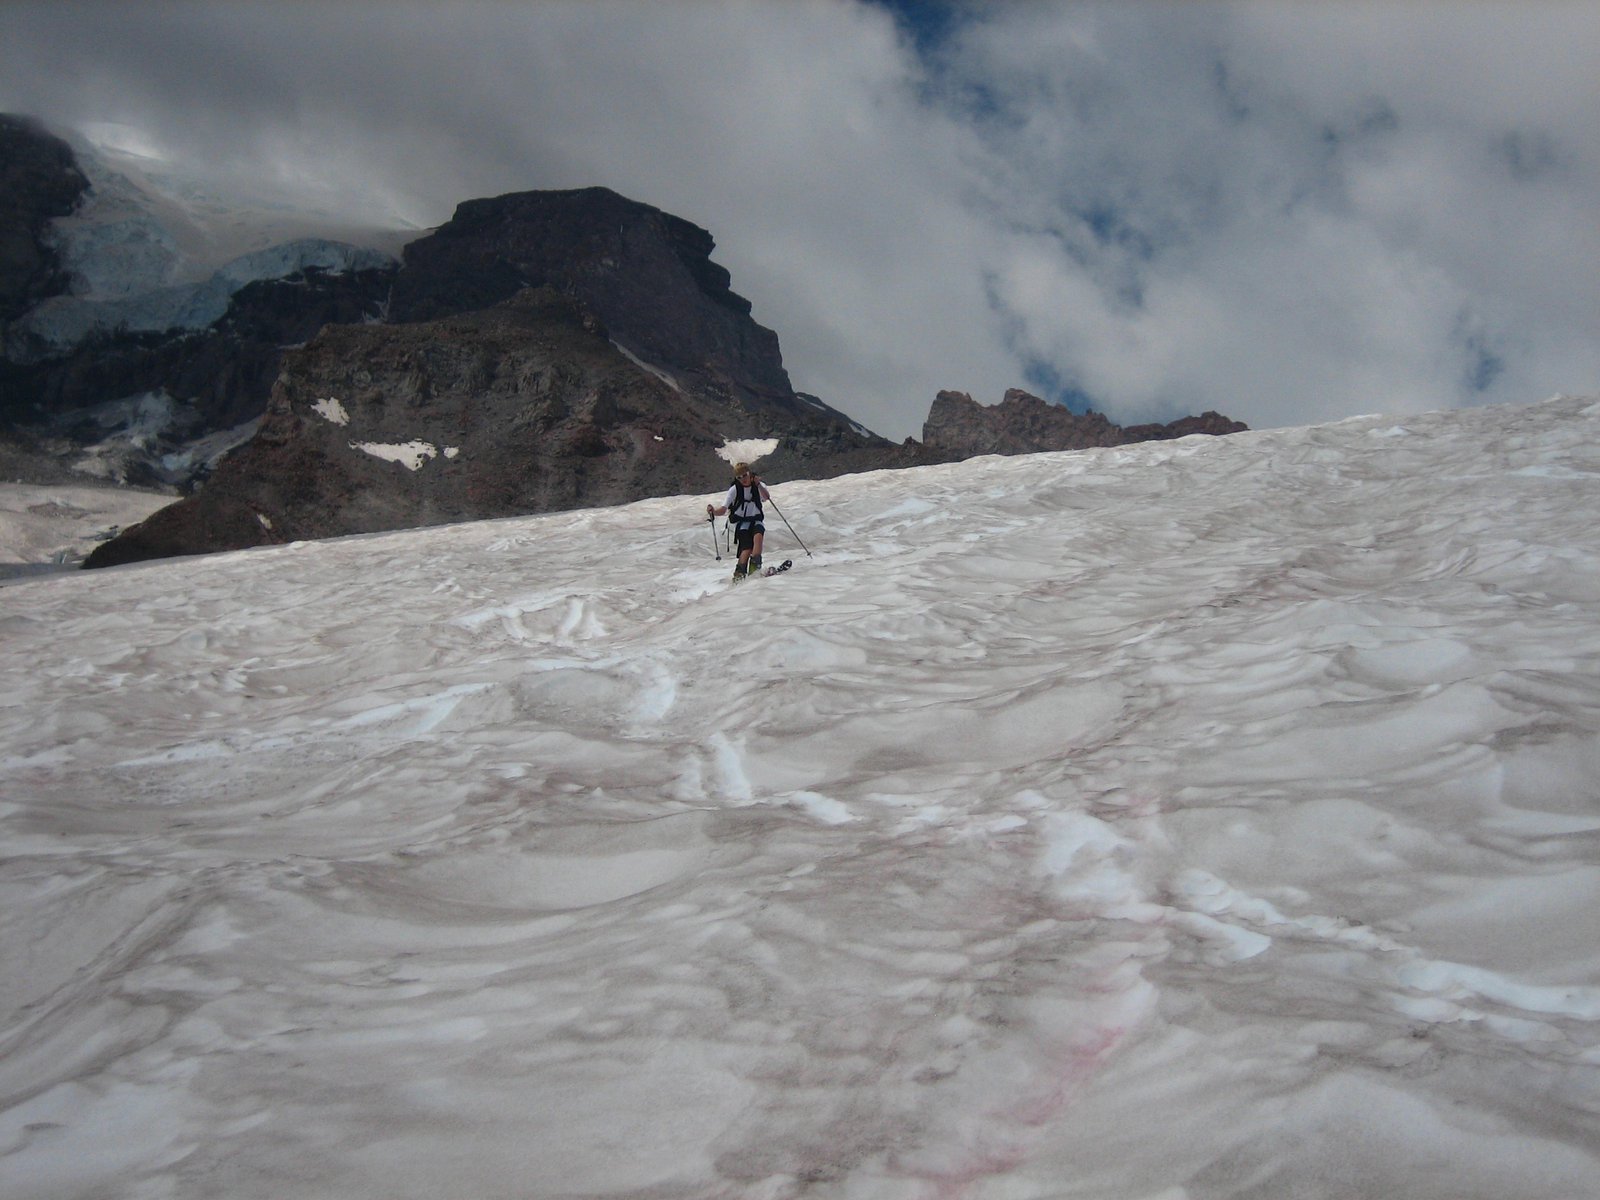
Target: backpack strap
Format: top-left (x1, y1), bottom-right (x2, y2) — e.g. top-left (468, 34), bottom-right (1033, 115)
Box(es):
top-left (729, 481), bottom-right (764, 527)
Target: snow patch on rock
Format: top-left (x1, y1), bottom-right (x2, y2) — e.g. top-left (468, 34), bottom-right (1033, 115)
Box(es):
top-left (312, 397), bottom-right (350, 426)
top-left (610, 341), bottom-right (681, 392)
top-left (716, 438), bottom-right (780, 466)
top-left (351, 440), bottom-right (440, 471)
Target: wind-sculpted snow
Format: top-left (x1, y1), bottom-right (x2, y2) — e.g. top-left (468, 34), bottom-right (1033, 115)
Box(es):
top-left (2, 397), bottom-right (1599, 1198)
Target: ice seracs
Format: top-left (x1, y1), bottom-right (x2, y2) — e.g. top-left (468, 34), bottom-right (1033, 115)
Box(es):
top-left (16, 238), bottom-right (398, 352)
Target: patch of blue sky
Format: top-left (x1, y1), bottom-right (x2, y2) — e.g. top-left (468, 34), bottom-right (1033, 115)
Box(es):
top-left (867, 0), bottom-right (1018, 123)
top-left (867, 0), bottom-right (967, 55)
top-left (1496, 129), bottom-right (1561, 182)
top-left (1022, 358), bottom-right (1100, 416)
top-left (1453, 314), bottom-right (1509, 395)
top-left (1079, 203), bottom-right (1157, 263)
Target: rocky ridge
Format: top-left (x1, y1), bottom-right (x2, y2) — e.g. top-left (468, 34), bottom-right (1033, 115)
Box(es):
top-left (924, 388), bottom-right (1248, 456)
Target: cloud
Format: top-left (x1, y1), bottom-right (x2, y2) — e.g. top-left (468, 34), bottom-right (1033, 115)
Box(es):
top-left (942, 2), bottom-right (1600, 426)
top-left (1, 0), bottom-right (1594, 440)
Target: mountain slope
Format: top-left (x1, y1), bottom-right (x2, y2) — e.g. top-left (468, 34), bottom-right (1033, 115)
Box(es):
top-left (0, 116), bottom-right (404, 485)
top-left (4, 396), bottom-right (1597, 1198)
top-left (85, 288), bottom-right (745, 563)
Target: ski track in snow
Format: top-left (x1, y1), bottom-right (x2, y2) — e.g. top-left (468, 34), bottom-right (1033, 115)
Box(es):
top-left (2, 397), bottom-right (1599, 1197)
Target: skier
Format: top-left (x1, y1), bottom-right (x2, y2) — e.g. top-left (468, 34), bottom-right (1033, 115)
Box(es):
top-left (708, 462), bottom-right (771, 582)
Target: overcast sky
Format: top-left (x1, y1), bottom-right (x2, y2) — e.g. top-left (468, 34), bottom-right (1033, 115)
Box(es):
top-left (3, 1), bottom-right (1595, 440)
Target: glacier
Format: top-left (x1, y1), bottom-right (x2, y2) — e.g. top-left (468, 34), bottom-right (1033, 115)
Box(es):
top-left (7, 129), bottom-right (405, 357)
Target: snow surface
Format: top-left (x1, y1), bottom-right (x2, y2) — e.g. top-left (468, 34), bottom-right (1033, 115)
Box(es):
top-left (719, 438), bottom-right (782, 466)
top-left (311, 397), bottom-right (351, 427)
top-left (2, 396), bottom-right (1599, 1198)
top-left (349, 440), bottom-right (455, 472)
top-left (0, 482), bottom-right (171, 575)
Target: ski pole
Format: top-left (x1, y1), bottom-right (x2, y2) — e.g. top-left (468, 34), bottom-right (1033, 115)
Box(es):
top-left (766, 495), bottom-right (812, 557)
top-left (707, 512), bottom-right (721, 560)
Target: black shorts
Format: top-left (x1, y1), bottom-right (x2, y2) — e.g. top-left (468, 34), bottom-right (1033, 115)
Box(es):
top-left (734, 521), bottom-right (765, 551)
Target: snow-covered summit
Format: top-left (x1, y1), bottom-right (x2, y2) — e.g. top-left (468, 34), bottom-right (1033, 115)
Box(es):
top-left (9, 125), bottom-right (413, 352)
top-left (65, 123), bottom-right (418, 280)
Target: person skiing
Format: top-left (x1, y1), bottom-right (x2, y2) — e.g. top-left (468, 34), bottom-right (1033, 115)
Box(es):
top-left (708, 462), bottom-right (771, 581)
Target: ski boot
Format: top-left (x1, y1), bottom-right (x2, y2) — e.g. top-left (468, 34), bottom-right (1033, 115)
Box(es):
top-left (749, 554), bottom-right (763, 576)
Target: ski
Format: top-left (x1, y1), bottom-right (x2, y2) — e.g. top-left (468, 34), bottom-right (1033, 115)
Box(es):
top-left (730, 559), bottom-right (793, 585)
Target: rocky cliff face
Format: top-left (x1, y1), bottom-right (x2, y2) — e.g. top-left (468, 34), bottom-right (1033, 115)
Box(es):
top-left (389, 188), bottom-right (855, 437)
top-left (4, 266), bottom-right (397, 484)
top-left (85, 281), bottom-right (935, 567)
top-left (0, 116), bottom-right (89, 328)
top-left (84, 284), bottom-right (930, 566)
top-left (923, 388), bottom-right (1246, 457)
top-left (388, 188), bottom-right (925, 484)
top-left (923, 389), bottom-right (1126, 455)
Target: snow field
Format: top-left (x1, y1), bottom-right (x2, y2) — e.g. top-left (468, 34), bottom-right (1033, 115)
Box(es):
top-left (1, 396), bottom-right (1598, 1197)
top-left (0, 483), bottom-right (173, 574)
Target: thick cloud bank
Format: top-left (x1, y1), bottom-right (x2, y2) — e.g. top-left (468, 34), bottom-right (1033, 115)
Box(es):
top-left (1, 1), bottom-right (1595, 438)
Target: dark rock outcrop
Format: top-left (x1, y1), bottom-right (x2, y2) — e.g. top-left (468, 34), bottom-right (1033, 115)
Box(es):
top-left (923, 388), bottom-right (1246, 458)
top-left (1122, 410), bottom-right (1250, 442)
top-left (390, 188), bottom-right (823, 431)
top-left (88, 188), bottom-right (923, 566)
top-left (0, 115), bottom-right (89, 327)
top-left (923, 389), bottom-right (1126, 455)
